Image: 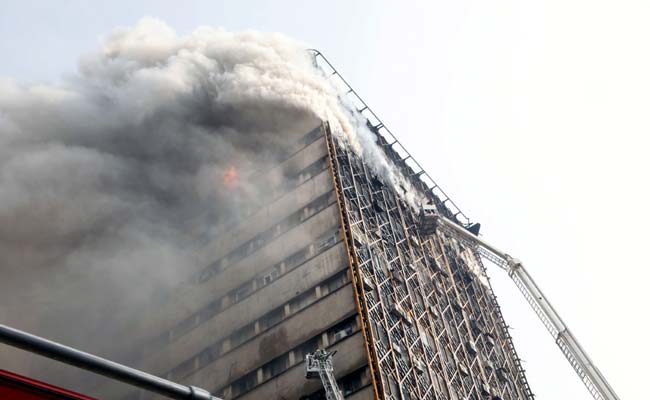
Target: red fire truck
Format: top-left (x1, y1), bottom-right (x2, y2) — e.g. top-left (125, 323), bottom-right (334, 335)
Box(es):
top-left (0, 324), bottom-right (217, 400)
top-left (0, 369), bottom-right (96, 400)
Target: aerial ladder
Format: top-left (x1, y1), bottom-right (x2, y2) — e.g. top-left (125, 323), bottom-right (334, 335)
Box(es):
top-left (418, 205), bottom-right (620, 400)
top-left (305, 349), bottom-right (345, 400)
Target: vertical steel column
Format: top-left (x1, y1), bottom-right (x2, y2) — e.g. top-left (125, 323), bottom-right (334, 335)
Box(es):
top-left (323, 123), bottom-right (384, 400)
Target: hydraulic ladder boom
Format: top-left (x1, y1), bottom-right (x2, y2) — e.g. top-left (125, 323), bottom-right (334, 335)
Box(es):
top-left (305, 349), bottom-right (344, 400)
top-left (419, 206), bottom-right (620, 400)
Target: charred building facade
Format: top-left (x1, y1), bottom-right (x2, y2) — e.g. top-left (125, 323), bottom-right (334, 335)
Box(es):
top-left (104, 110), bottom-right (533, 400)
top-left (326, 126), bottom-right (534, 400)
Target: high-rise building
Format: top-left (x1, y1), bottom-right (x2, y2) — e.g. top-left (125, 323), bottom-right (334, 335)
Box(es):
top-left (99, 103), bottom-right (533, 399)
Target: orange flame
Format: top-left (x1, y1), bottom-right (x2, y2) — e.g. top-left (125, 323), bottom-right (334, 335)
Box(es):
top-left (223, 166), bottom-right (238, 186)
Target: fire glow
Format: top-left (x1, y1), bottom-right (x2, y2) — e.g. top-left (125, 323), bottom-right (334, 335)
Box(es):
top-left (223, 166), bottom-right (238, 187)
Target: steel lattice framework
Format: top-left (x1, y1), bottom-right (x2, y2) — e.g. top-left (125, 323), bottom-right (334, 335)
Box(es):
top-left (324, 124), bottom-right (534, 400)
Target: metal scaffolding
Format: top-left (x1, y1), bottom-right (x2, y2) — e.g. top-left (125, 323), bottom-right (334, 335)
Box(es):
top-left (324, 124), bottom-right (533, 399)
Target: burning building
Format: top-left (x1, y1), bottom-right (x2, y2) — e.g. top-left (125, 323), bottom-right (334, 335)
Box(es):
top-left (100, 65), bottom-right (532, 400)
top-left (106, 116), bottom-right (534, 399)
top-left (0, 20), bottom-right (533, 400)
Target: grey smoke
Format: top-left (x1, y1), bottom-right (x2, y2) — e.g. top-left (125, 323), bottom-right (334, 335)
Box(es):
top-left (0, 18), bottom-right (331, 378)
top-left (0, 18), bottom-right (419, 388)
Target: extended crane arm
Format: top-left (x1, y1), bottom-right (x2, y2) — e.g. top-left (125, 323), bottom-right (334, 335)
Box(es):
top-left (305, 350), bottom-right (344, 400)
top-left (420, 208), bottom-right (620, 400)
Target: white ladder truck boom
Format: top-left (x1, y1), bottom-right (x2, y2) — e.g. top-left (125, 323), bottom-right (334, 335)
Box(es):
top-left (419, 205), bottom-right (620, 400)
top-left (305, 349), bottom-right (345, 400)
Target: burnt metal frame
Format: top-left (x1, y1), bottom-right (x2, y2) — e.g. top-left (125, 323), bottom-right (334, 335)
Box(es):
top-left (312, 51), bottom-right (533, 399)
top-left (309, 50), bottom-right (471, 227)
top-left (325, 127), bottom-right (534, 399)
top-left (324, 123), bottom-right (384, 400)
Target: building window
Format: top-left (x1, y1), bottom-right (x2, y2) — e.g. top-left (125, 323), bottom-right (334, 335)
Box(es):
top-left (294, 337), bottom-right (320, 365)
top-left (231, 323), bottom-right (256, 348)
top-left (330, 324), bottom-right (353, 344)
top-left (197, 346), bottom-right (216, 369)
top-left (170, 358), bottom-right (195, 381)
top-left (290, 288), bottom-right (317, 312)
top-left (234, 281), bottom-right (254, 302)
top-left (231, 371), bottom-right (257, 397)
top-left (200, 298), bottom-right (222, 322)
top-left (258, 306), bottom-right (284, 331)
top-left (262, 353), bottom-right (289, 380)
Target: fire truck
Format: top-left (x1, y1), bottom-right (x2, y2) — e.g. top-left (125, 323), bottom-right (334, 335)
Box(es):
top-left (0, 368), bottom-right (96, 400)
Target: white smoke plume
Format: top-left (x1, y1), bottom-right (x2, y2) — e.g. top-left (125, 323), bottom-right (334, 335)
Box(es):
top-left (335, 99), bottom-right (428, 208)
top-left (0, 18), bottom-right (421, 387)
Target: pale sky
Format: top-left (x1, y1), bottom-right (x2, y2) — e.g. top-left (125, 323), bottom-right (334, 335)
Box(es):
top-left (1, 1), bottom-right (647, 398)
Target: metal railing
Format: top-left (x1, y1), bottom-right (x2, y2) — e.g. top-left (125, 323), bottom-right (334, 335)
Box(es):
top-left (309, 49), bottom-right (472, 226)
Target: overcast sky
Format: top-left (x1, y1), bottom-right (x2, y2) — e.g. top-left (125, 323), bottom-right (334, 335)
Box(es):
top-left (1, 1), bottom-right (647, 398)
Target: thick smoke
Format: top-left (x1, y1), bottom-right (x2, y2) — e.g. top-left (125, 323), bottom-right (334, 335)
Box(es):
top-left (0, 17), bottom-right (334, 378)
top-left (0, 18), bottom-right (420, 388)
